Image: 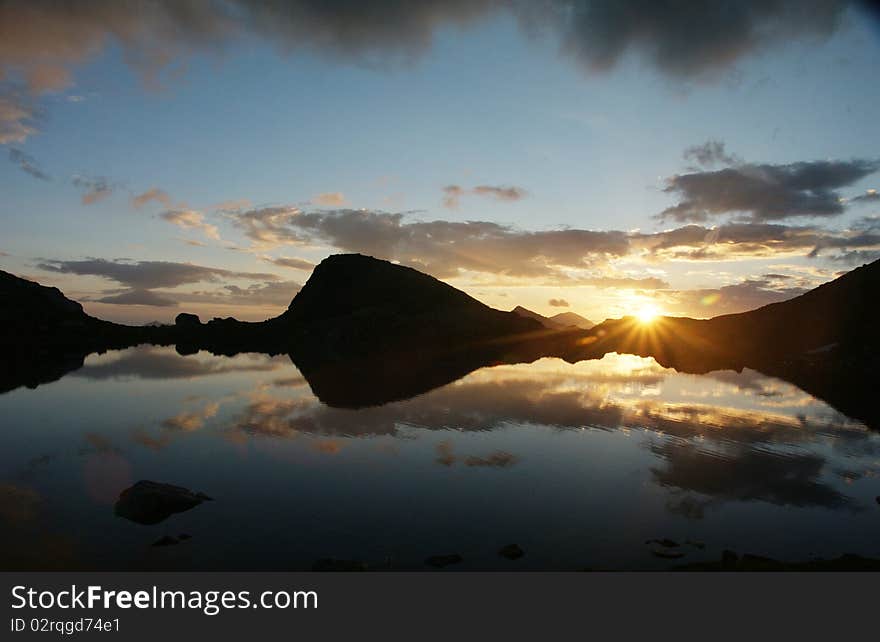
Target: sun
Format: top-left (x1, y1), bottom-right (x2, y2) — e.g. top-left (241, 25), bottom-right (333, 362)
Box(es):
top-left (636, 304), bottom-right (661, 324)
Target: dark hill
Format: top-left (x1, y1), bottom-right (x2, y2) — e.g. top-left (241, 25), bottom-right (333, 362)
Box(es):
top-left (511, 305), bottom-right (565, 329)
top-left (550, 311), bottom-right (594, 329)
top-left (277, 254), bottom-right (543, 359)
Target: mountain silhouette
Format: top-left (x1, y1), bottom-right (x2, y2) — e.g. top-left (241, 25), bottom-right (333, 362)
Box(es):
top-left (511, 305), bottom-right (566, 329)
top-left (549, 311), bottom-right (594, 329)
top-left (511, 306), bottom-right (593, 330)
top-left (1, 254), bottom-right (878, 425)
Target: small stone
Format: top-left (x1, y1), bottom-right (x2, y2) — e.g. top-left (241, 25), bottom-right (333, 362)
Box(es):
top-left (498, 544), bottom-right (525, 560)
top-left (652, 549), bottom-right (684, 559)
top-left (425, 554), bottom-right (463, 568)
top-left (312, 558), bottom-right (367, 572)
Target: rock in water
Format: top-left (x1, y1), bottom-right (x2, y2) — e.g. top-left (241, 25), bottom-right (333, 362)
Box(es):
top-left (498, 544), bottom-right (525, 560)
top-left (425, 554), bottom-right (463, 568)
top-left (114, 480), bottom-right (212, 525)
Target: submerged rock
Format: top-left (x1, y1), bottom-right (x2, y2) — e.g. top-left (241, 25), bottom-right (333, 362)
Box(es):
top-left (312, 558), bottom-right (368, 572)
top-left (152, 535), bottom-right (179, 547)
top-left (652, 550), bottom-right (685, 559)
top-left (498, 544), bottom-right (525, 560)
top-left (114, 480), bottom-right (212, 525)
top-left (646, 538), bottom-right (680, 548)
top-left (677, 552), bottom-right (880, 571)
top-left (425, 554), bottom-right (463, 568)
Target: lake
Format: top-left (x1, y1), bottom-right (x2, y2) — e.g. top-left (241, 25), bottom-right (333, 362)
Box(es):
top-left (2, 345), bottom-right (879, 570)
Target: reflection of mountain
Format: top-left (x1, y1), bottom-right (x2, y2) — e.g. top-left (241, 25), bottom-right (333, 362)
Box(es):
top-left (2, 255), bottom-right (878, 427)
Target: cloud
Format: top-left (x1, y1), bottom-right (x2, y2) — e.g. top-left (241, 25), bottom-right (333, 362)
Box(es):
top-left (442, 184), bottom-right (527, 208)
top-left (849, 189), bottom-right (879, 204)
top-left (91, 289), bottom-right (178, 307)
top-left (263, 256), bottom-right (315, 271)
top-left (682, 140), bottom-right (738, 168)
top-left (132, 188), bottom-right (171, 209)
top-left (228, 207), bottom-right (880, 280)
top-left (581, 275), bottom-right (669, 289)
top-left (72, 175), bottom-right (113, 205)
top-left (0, 0), bottom-right (858, 145)
top-left (659, 159), bottom-right (880, 223)
top-left (231, 207), bottom-right (631, 279)
top-left (664, 277), bottom-right (807, 316)
top-left (160, 209), bottom-right (220, 240)
top-left (530, 0), bottom-right (850, 79)
top-left (177, 280), bottom-right (301, 306)
top-left (548, 298), bottom-right (569, 307)
top-left (8, 147), bottom-right (49, 180)
top-left (311, 192), bottom-right (346, 206)
top-left (637, 221), bottom-right (880, 262)
top-left (0, 91), bottom-right (37, 144)
top-left (37, 258), bottom-right (279, 289)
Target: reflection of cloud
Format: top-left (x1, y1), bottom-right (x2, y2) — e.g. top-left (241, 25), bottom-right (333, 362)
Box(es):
top-left (650, 439), bottom-right (850, 510)
top-left (74, 346), bottom-right (281, 380)
top-left (0, 483), bottom-right (41, 524)
top-left (226, 354), bottom-right (869, 512)
top-left (464, 451), bottom-right (519, 467)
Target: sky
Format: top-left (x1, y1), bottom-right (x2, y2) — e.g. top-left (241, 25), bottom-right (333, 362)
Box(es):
top-left (1, 1), bottom-right (879, 324)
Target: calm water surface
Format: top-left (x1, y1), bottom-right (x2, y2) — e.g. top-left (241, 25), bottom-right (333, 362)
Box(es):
top-left (2, 346), bottom-right (879, 570)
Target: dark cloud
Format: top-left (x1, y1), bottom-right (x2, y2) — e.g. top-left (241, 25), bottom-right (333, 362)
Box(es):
top-left (682, 140), bottom-right (738, 168)
top-left (659, 159), bottom-right (880, 223)
top-left (263, 256), bottom-right (315, 271)
top-left (37, 258), bottom-right (279, 289)
top-left (176, 280), bottom-right (301, 306)
top-left (849, 189), bottom-right (879, 204)
top-left (91, 289), bottom-right (178, 307)
top-left (442, 184), bottom-right (528, 208)
top-left (71, 175), bottom-right (113, 205)
top-left (230, 207), bottom-right (630, 279)
top-left (825, 249), bottom-right (880, 265)
top-left (548, 298), bottom-right (569, 307)
top-left (530, 0), bottom-right (850, 79)
top-left (639, 221), bottom-right (880, 262)
top-left (650, 440), bottom-right (848, 509)
top-left (4, 0), bottom-right (851, 142)
top-left (8, 147), bottom-right (49, 180)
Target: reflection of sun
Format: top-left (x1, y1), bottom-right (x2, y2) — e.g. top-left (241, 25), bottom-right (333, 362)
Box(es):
top-left (636, 304), bottom-right (660, 324)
